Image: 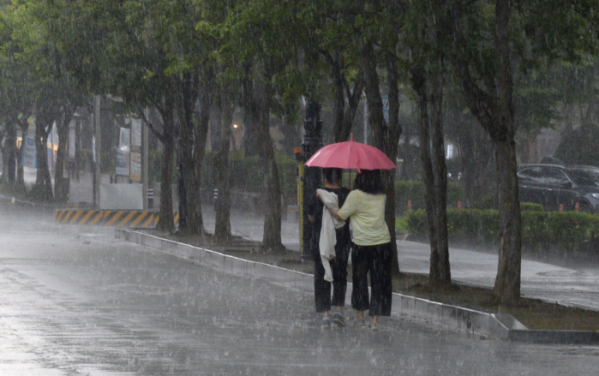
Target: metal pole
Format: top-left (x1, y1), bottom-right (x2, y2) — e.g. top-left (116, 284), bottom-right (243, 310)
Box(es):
top-left (363, 96), bottom-right (368, 145)
top-left (94, 95), bottom-right (101, 209)
top-left (142, 109), bottom-right (149, 210)
top-left (300, 99), bottom-right (323, 262)
top-left (294, 147), bottom-right (304, 254)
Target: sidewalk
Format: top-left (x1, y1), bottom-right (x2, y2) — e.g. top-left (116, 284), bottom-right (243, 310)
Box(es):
top-left (202, 206), bottom-right (599, 312)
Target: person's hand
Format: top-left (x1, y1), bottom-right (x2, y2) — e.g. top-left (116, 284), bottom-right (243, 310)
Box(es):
top-left (316, 190), bottom-right (320, 198)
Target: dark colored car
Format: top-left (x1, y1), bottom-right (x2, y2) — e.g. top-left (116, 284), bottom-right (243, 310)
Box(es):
top-left (517, 164), bottom-right (599, 213)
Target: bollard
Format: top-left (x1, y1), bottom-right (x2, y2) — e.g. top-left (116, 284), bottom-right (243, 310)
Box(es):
top-left (407, 200), bottom-right (412, 211)
top-left (575, 202), bottom-right (580, 212)
top-left (559, 204), bottom-right (564, 212)
top-left (458, 201), bottom-right (462, 210)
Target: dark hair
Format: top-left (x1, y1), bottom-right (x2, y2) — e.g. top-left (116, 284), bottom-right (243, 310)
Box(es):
top-left (323, 168), bottom-right (343, 185)
top-left (354, 170), bottom-right (385, 194)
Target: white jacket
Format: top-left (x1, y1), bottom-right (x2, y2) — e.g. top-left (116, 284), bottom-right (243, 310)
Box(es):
top-left (317, 189), bottom-right (346, 282)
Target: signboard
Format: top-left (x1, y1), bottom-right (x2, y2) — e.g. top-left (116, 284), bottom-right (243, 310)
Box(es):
top-left (116, 127), bottom-right (130, 176)
top-left (119, 127), bottom-right (130, 150)
top-left (131, 119), bottom-right (142, 147)
top-left (68, 128), bottom-right (76, 158)
top-left (100, 184), bottom-right (143, 209)
top-left (115, 149), bottom-right (130, 176)
top-left (130, 152), bottom-right (141, 181)
top-left (22, 136), bottom-right (36, 168)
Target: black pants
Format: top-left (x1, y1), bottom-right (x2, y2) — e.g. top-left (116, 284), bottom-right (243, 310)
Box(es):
top-left (351, 242), bottom-right (392, 317)
top-left (313, 245), bottom-right (350, 313)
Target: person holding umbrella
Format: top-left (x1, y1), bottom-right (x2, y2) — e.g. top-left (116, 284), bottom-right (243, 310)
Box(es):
top-left (305, 134), bottom-right (396, 330)
top-left (308, 168), bottom-right (351, 329)
top-left (326, 169), bottom-right (392, 330)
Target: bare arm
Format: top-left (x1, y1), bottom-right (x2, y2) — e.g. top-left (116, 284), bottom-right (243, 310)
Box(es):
top-left (328, 208), bottom-right (343, 221)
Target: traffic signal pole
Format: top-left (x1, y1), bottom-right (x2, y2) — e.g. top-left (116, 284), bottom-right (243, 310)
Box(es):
top-left (298, 99), bottom-right (323, 261)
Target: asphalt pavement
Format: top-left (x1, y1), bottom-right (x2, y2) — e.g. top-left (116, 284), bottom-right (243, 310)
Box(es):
top-left (2, 210), bottom-right (599, 375)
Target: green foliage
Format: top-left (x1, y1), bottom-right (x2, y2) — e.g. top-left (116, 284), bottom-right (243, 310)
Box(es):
top-left (395, 180), bottom-right (465, 213)
top-left (395, 216), bottom-right (409, 232)
top-left (471, 195), bottom-right (497, 210)
top-left (520, 202), bottom-right (544, 212)
top-left (201, 151), bottom-right (297, 197)
top-left (405, 209), bottom-right (599, 256)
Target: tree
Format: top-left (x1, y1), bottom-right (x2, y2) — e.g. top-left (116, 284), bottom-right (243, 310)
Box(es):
top-left (0, 3), bottom-right (39, 187)
top-left (219, 0), bottom-right (314, 252)
top-left (449, 0), bottom-right (599, 303)
top-left (402, 0), bottom-right (460, 286)
top-left (29, 0), bottom-right (217, 231)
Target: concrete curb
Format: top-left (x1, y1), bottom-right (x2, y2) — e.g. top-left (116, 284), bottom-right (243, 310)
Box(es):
top-left (116, 228), bottom-right (599, 344)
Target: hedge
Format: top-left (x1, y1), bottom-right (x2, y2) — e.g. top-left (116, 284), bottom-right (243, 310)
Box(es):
top-left (404, 209), bottom-right (599, 257)
top-left (395, 180), bottom-right (465, 214)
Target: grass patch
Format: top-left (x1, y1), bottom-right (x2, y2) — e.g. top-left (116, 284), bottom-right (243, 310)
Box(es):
top-left (146, 229), bottom-right (599, 331)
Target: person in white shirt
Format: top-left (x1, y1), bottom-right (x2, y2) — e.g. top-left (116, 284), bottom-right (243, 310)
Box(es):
top-left (309, 168), bottom-right (351, 329)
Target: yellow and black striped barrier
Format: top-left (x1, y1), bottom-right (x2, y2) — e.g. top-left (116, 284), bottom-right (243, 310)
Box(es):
top-left (54, 209), bottom-right (180, 228)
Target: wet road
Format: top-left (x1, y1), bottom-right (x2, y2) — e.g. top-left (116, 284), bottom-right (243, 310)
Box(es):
top-left (2, 211), bottom-right (599, 375)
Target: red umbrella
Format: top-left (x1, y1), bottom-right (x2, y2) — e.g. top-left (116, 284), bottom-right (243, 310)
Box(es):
top-left (305, 133), bottom-right (396, 172)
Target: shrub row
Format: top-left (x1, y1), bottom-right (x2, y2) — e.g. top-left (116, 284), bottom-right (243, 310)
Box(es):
top-left (404, 209), bottom-right (599, 256)
top-left (394, 180), bottom-right (465, 214)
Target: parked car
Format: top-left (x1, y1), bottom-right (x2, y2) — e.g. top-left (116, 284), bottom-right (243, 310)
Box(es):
top-left (517, 164), bottom-right (599, 213)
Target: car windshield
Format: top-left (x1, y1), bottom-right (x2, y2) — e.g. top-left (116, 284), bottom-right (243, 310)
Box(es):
top-left (567, 169), bottom-right (599, 187)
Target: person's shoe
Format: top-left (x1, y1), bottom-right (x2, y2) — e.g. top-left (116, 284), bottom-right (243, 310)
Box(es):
top-left (356, 318), bottom-right (366, 327)
top-left (321, 316), bottom-right (331, 330)
top-left (333, 313), bottom-right (346, 327)
top-left (370, 322), bottom-right (378, 331)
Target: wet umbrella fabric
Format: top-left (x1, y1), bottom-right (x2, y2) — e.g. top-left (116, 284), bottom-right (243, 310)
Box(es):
top-left (304, 134), bottom-right (396, 172)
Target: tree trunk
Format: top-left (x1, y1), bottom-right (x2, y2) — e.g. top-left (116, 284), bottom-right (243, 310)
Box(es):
top-left (55, 119), bottom-right (70, 203)
top-left (177, 73), bottom-right (204, 236)
top-left (452, 0), bottom-right (521, 303)
top-left (191, 80), bottom-right (212, 236)
top-left (493, 137), bottom-right (522, 302)
top-left (156, 103), bottom-right (175, 232)
top-left (34, 119), bottom-right (53, 202)
top-left (241, 76), bottom-right (260, 157)
top-left (429, 73), bottom-right (451, 286)
top-left (492, 0), bottom-right (521, 303)
top-left (249, 72), bottom-right (284, 252)
top-left (326, 50), bottom-right (365, 143)
top-left (5, 123), bottom-right (17, 183)
top-left (214, 83), bottom-right (234, 243)
top-left (411, 66), bottom-right (438, 285)
top-left (361, 41), bottom-right (401, 275)
top-left (16, 120), bottom-right (30, 188)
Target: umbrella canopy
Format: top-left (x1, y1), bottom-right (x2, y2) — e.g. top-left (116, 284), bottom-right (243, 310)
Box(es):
top-left (305, 134), bottom-right (396, 172)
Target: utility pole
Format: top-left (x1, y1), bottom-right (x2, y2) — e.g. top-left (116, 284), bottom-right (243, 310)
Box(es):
top-left (94, 95), bottom-right (101, 209)
top-left (299, 99), bottom-right (323, 261)
top-left (142, 109), bottom-right (149, 210)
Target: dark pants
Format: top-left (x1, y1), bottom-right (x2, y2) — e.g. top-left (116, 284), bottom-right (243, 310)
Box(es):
top-left (351, 242), bottom-right (392, 317)
top-left (313, 245), bottom-right (350, 313)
